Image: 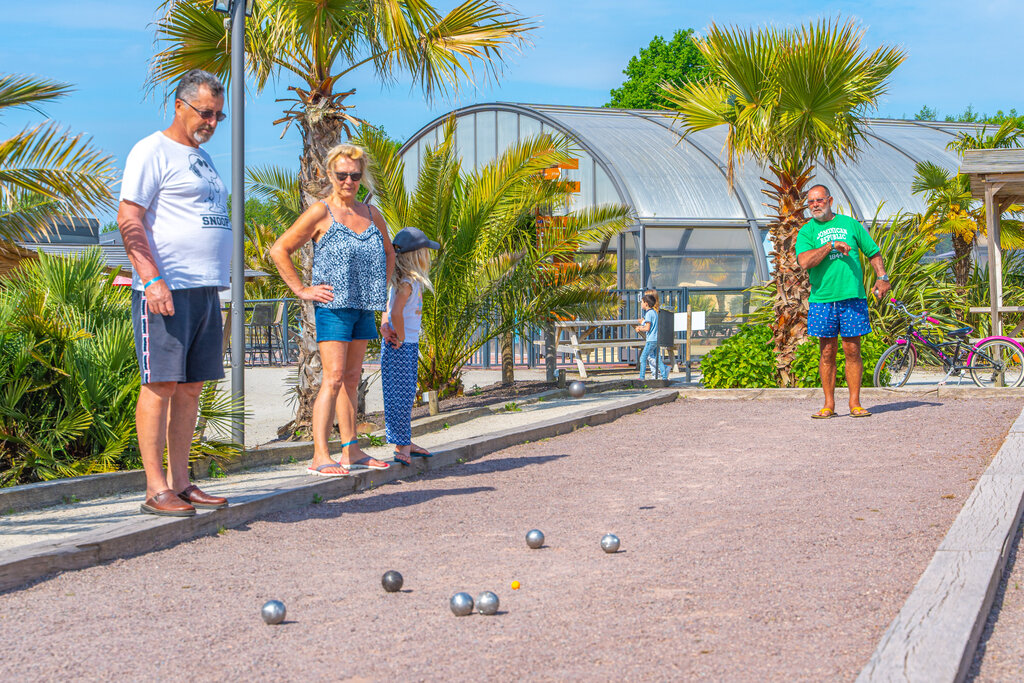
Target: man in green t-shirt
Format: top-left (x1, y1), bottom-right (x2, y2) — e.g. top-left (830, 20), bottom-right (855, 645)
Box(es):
top-left (796, 184), bottom-right (890, 419)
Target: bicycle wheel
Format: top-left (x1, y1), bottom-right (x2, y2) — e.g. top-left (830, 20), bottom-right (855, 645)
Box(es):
top-left (969, 339), bottom-right (1024, 388)
top-left (874, 342), bottom-right (916, 387)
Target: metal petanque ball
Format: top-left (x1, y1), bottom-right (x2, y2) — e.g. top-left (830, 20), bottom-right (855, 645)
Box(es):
top-left (526, 529), bottom-right (545, 549)
top-left (382, 570), bottom-right (404, 593)
top-left (600, 533), bottom-right (621, 554)
top-left (476, 591), bottom-right (500, 615)
top-left (568, 381), bottom-right (586, 399)
top-left (450, 592), bottom-right (475, 616)
top-left (261, 600), bottom-right (286, 625)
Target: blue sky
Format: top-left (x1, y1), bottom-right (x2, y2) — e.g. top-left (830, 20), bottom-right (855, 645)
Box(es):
top-left (4, 0), bottom-right (1023, 221)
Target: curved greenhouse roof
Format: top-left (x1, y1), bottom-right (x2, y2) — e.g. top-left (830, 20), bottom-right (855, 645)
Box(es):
top-left (398, 103), bottom-right (981, 290)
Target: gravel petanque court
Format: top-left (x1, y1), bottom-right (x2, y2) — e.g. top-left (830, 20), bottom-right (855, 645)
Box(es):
top-left (2, 396), bottom-right (1022, 681)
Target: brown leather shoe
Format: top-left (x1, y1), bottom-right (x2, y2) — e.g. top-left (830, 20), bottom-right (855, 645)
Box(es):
top-left (178, 484), bottom-right (228, 509)
top-left (141, 489), bottom-right (196, 517)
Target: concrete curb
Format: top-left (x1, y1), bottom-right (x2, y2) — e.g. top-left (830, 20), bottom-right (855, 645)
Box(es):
top-left (857, 405), bottom-right (1024, 682)
top-left (0, 379), bottom-right (662, 515)
top-left (0, 389), bottom-right (678, 595)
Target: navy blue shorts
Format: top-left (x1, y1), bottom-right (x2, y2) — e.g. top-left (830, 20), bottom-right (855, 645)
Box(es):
top-left (315, 306), bottom-right (378, 342)
top-left (807, 298), bottom-right (872, 339)
top-left (131, 287), bottom-right (225, 385)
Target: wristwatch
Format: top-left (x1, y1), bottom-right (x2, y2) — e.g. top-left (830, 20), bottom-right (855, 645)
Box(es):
top-left (878, 274), bottom-right (889, 281)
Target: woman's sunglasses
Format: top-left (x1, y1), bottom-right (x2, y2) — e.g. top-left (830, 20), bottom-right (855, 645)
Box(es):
top-left (335, 172), bottom-right (363, 182)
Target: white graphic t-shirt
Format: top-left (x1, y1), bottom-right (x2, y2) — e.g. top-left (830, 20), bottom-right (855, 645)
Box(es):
top-left (120, 131), bottom-right (231, 290)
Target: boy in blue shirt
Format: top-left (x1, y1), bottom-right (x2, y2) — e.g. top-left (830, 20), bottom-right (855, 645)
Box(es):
top-left (636, 294), bottom-right (667, 380)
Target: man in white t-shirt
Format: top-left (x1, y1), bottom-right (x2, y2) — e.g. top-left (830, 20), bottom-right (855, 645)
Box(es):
top-left (118, 69), bottom-right (232, 516)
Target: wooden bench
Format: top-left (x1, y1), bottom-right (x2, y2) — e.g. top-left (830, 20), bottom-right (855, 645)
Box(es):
top-left (544, 312), bottom-right (706, 378)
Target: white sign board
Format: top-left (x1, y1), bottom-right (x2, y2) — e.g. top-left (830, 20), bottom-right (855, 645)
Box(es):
top-left (673, 311), bottom-right (706, 332)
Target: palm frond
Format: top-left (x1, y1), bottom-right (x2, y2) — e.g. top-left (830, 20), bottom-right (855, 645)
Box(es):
top-left (0, 74), bottom-right (73, 113)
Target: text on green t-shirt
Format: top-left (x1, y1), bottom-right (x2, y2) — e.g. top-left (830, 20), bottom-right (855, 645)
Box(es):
top-left (795, 214), bottom-right (880, 303)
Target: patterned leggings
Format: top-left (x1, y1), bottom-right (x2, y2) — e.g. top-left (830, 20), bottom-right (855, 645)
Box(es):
top-left (381, 342), bottom-right (419, 446)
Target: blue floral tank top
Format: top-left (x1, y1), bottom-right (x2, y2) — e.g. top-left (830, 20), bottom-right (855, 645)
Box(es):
top-left (311, 200), bottom-right (388, 311)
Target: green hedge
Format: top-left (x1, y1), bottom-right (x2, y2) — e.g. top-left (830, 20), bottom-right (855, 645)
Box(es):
top-left (701, 323), bottom-right (888, 389)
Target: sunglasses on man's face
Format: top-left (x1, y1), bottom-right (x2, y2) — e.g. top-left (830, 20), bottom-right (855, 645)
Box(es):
top-left (335, 172), bottom-right (363, 182)
top-left (180, 99), bottom-right (227, 122)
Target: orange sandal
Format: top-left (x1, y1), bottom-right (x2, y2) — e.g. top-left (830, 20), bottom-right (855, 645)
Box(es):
top-left (850, 406), bottom-right (872, 418)
top-left (811, 408), bottom-right (836, 419)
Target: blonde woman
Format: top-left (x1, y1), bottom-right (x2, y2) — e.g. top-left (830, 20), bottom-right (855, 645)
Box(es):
top-left (270, 144), bottom-right (395, 476)
top-left (380, 227), bottom-right (439, 465)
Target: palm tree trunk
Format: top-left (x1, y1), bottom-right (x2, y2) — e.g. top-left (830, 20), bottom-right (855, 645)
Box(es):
top-left (952, 233), bottom-right (972, 289)
top-left (501, 331), bottom-right (515, 384)
top-left (763, 166), bottom-right (813, 387)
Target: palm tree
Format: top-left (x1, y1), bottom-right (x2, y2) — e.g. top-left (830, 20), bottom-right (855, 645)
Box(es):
top-left (912, 120), bottom-right (1024, 288)
top-left (0, 74), bottom-right (116, 245)
top-left (151, 0), bottom-right (535, 432)
top-left (661, 19), bottom-right (905, 386)
top-left (243, 165), bottom-right (303, 301)
top-left (359, 120), bottom-right (631, 396)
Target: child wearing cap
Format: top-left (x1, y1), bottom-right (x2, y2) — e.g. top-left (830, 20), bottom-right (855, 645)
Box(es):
top-left (381, 227), bottom-right (439, 465)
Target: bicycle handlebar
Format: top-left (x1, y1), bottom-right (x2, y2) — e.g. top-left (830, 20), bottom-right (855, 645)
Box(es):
top-left (888, 299), bottom-right (929, 323)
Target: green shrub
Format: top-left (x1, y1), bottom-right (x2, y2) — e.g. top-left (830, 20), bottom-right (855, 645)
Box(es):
top-left (0, 250), bottom-right (242, 487)
top-left (699, 325), bottom-right (778, 388)
top-left (700, 324), bottom-right (889, 388)
top-left (791, 332), bottom-right (889, 388)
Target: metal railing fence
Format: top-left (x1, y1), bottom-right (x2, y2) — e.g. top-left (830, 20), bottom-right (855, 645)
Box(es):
top-left (227, 288), bottom-right (759, 368)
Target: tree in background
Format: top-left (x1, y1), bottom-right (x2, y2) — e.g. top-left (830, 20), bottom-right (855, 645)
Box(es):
top-left (0, 74), bottom-right (115, 245)
top-left (913, 104), bottom-right (1023, 125)
top-left (662, 18), bottom-right (905, 386)
top-left (606, 29), bottom-right (707, 110)
top-left (360, 120), bottom-right (630, 396)
top-left (912, 120), bottom-right (1024, 288)
top-left (150, 0), bottom-right (535, 435)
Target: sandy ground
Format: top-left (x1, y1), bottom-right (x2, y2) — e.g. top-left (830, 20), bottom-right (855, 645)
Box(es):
top-left (2, 396), bottom-right (1021, 682)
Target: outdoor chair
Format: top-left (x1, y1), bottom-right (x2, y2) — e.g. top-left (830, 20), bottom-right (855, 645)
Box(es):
top-left (246, 302), bottom-right (283, 366)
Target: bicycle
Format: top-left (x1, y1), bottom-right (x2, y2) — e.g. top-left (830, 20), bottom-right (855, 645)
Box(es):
top-left (873, 299), bottom-right (1024, 388)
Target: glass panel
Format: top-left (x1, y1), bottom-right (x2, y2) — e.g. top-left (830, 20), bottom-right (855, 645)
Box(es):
top-left (594, 166), bottom-right (619, 206)
top-left (622, 231), bottom-right (641, 289)
top-left (644, 227), bottom-right (756, 290)
top-left (402, 139), bottom-right (420, 193)
top-left (578, 150), bottom-right (595, 207)
top-left (519, 114), bottom-right (541, 141)
top-left (455, 114), bottom-right (475, 171)
top-left (476, 109), bottom-right (496, 168)
top-left (497, 111), bottom-right (518, 156)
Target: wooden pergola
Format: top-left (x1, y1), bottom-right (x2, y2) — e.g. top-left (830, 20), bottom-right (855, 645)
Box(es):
top-left (960, 148), bottom-right (1024, 337)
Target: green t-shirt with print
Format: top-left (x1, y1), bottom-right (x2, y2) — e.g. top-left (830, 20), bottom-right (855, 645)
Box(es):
top-left (795, 214), bottom-right (880, 303)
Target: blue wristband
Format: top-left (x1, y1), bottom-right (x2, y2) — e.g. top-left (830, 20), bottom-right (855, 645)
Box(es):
top-left (143, 276), bottom-right (163, 290)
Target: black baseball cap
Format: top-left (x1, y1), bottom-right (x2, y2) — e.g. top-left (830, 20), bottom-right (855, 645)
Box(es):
top-left (392, 226), bottom-right (440, 253)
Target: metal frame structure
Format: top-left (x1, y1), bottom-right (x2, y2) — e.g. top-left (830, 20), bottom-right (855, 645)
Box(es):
top-left (398, 103), bottom-right (985, 291)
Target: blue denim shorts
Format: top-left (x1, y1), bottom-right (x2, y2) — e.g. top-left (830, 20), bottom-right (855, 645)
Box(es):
top-left (808, 298), bottom-right (872, 339)
top-left (315, 306), bottom-right (378, 342)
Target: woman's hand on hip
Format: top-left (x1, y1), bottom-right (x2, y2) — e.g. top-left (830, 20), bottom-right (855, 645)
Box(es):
top-left (297, 284), bottom-right (333, 303)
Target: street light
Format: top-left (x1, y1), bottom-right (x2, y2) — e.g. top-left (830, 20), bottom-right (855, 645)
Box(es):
top-left (212, 0), bottom-right (253, 15)
top-left (213, 0), bottom-right (251, 447)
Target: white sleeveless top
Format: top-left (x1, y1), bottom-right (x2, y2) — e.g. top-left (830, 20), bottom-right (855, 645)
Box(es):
top-left (386, 278), bottom-right (423, 343)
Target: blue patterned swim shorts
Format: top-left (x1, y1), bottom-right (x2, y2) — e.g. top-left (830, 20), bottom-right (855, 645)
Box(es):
top-left (807, 298), bottom-right (871, 339)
